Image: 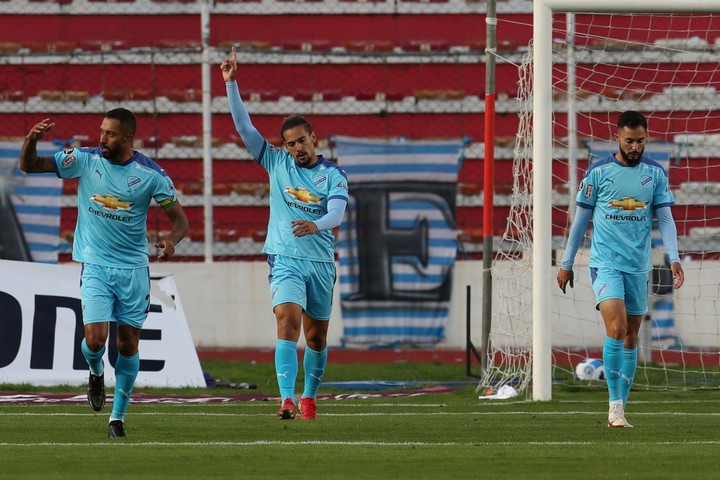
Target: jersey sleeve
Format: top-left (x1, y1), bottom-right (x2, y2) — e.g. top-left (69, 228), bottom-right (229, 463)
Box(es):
top-left (327, 166), bottom-right (349, 202)
top-left (575, 169), bottom-right (598, 209)
top-left (152, 173), bottom-right (179, 208)
top-left (53, 147), bottom-right (87, 179)
top-left (653, 167), bottom-right (675, 209)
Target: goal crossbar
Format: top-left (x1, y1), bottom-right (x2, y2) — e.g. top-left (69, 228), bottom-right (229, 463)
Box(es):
top-left (532, 0), bottom-right (720, 401)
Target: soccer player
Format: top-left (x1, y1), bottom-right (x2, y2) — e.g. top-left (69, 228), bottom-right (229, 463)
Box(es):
top-left (20, 109), bottom-right (189, 437)
top-left (557, 110), bottom-right (684, 428)
top-left (221, 47), bottom-right (349, 421)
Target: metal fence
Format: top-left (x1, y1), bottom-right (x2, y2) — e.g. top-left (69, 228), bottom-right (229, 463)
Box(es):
top-left (0, 0), bottom-right (533, 260)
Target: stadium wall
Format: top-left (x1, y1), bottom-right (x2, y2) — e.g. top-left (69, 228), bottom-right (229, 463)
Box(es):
top-left (154, 258), bottom-right (716, 350)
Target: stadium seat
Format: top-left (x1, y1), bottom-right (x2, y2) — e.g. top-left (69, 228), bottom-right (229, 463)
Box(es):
top-left (0, 42), bottom-right (22, 54)
top-left (171, 135), bottom-right (201, 147)
top-left (218, 40), bottom-right (273, 51)
top-left (457, 183), bottom-right (482, 196)
top-left (0, 90), bottom-right (26, 101)
top-left (80, 40), bottom-right (129, 51)
top-left (232, 182), bottom-right (270, 196)
top-left (401, 40), bottom-right (450, 52)
top-left (165, 88), bottom-right (202, 102)
top-left (37, 90), bottom-right (64, 101)
top-left (240, 90), bottom-right (280, 102)
top-left (280, 40), bottom-right (332, 52)
top-left (213, 183), bottom-right (234, 195)
top-left (23, 41), bottom-right (77, 53)
top-left (177, 181), bottom-right (204, 195)
top-left (154, 39), bottom-right (201, 49)
top-left (342, 40), bottom-right (395, 52)
top-left (294, 89), bottom-right (343, 102)
top-left (65, 90), bottom-right (91, 102)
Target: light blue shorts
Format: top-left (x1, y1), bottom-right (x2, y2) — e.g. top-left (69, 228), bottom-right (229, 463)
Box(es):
top-left (80, 263), bottom-right (151, 329)
top-left (267, 254), bottom-right (336, 321)
top-left (589, 267), bottom-right (649, 316)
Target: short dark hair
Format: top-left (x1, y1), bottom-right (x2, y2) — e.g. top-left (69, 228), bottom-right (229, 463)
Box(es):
top-left (280, 114), bottom-right (313, 139)
top-left (105, 108), bottom-right (137, 136)
top-left (617, 110), bottom-right (647, 130)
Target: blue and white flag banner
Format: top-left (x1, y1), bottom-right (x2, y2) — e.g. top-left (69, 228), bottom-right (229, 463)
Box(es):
top-left (0, 141), bottom-right (62, 264)
top-left (335, 136), bottom-right (464, 345)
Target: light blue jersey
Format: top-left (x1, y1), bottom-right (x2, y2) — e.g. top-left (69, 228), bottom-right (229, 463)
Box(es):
top-left (256, 143), bottom-right (348, 263)
top-left (577, 155), bottom-right (674, 274)
top-left (52, 147), bottom-right (177, 267)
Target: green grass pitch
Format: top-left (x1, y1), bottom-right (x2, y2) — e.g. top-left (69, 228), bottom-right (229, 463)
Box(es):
top-left (1, 360), bottom-right (720, 479)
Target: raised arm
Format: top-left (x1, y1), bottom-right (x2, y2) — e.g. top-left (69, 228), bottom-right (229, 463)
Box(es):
top-left (220, 47), bottom-right (266, 160)
top-left (20, 118), bottom-right (57, 173)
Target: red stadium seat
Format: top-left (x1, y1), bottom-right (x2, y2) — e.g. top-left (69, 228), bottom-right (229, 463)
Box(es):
top-left (23, 41), bottom-right (77, 53)
top-left (401, 40), bottom-right (450, 52)
top-left (241, 90), bottom-right (280, 102)
top-left (0, 42), bottom-right (22, 53)
top-left (342, 40), bottom-right (395, 52)
top-left (155, 39), bottom-right (201, 49)
top-left (80, 40), bottom-right (129, 51)
top-left (65, 90), bottom-right (91, 102)
top-left (165, 88), bottom-right (202, 102)
top-left (294, 89), bottom-right (343, 102)
top-left (0, 90), bottom-right (27, 101)
top-left (280, 40), bottom-right (332, 52)
top-left (218, 40), bottom-right (273, 51)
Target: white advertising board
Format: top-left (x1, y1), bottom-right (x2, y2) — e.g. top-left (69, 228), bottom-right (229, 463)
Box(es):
top-left (0, 259), bottom-right (205, 387)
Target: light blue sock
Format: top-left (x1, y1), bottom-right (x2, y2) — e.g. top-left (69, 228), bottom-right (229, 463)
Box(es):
top-left (302, 346), bottom-right (328, 399)
top-left (620, 347), bottom-right (638, 407)
top-left (110, 352), bottom-right (139, 422)
top-left (81, 338), bottom-right (105, 377)
top-left (603, 336), bottom-right (625, 403)
top-left (275, 339), bottom-right (298, 403)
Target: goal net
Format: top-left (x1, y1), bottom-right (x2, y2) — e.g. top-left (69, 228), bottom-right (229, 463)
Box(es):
top-left (480, 7), bottom-right (720, 398)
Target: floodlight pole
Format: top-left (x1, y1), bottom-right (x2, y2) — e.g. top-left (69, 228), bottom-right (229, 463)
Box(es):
top-left (480, 0), bottom-right (497, 372)
top-left (201, 0), bottom-right (214, 262)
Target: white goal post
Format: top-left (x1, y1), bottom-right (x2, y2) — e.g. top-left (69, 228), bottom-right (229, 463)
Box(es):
top-left (532, 0), bottom-right (720, 401)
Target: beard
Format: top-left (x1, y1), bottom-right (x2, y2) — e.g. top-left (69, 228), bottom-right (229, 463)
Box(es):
top-left (100, 144), bottom-right (121, 162)
top-left (619, 147), bottom-right (643, 167)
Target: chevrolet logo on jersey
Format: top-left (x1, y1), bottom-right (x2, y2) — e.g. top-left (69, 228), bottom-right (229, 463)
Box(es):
top-left (90, 194), bottom-right (134, 211)
top-left (608, 197), bottom-right (647, 211)
top-left (285, 187), bottom-right (322, 204)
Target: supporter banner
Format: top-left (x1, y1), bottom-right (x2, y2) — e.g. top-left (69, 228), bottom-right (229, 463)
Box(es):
top-left (0, 259), bottom-right (205, 387)
top-left (335, 136), bottom-right (464, 345)
top-left (0, 141), bottom-right (62, 264)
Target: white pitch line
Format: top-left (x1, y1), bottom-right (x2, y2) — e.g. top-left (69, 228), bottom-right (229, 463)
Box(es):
top-left (2, 410), bottom-right (720, 417)
top-left (2, 439), bottom-right (720, 447)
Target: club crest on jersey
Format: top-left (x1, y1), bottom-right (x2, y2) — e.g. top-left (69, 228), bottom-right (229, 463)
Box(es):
top-left (285, 186), bottom-right (322, 205)
top-left (313, 175), bottom-right (327, 188)
top-left (608, 197), bottom-right (647, 211)
top-left (127, 176), bottom-right (141, 190)
top-left (63, 147), bottom-right (74, 155)
top-left (61, 155), bottom-right (76, 168)
top-left (90, 194), bottom-right (134, 211)
top-left (640, 175), bottom-right (653, 187)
